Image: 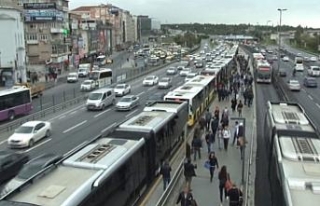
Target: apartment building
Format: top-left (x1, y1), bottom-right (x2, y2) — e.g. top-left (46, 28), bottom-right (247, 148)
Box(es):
top-left (18, 0), bottom-right (70, 70)
top-left (123, 11), bottom-right (135, 44)
top-left (0, 0), bottom-right (26, 86)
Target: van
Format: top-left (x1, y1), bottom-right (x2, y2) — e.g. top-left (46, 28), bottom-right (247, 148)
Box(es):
top-left (86, 88), bottom-right (115, 111)
top-left (78, 64), bottom-right (91, 77)
top-left (308, 66), bottom-right (320, 77)
top-left (67, 72), bottom-right (78, 83)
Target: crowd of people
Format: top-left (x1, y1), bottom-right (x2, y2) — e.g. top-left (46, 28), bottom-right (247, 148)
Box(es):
top-left (159, 53), bottom-right (252, 206)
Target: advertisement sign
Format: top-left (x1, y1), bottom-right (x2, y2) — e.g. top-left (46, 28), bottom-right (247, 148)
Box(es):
top-left (24, 9), bottom-right (64, 22)
top-left (23, 3), bottom-right (56, 10)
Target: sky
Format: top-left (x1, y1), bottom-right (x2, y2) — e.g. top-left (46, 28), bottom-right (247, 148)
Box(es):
top-left (69, 0), bottom-right (320, 28)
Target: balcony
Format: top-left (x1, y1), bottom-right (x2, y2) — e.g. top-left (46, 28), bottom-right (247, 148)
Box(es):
top-left (50, 28), bottom-right (64, 33)
top-left (26, 40), bottom-right (39, 44)
top-left (63, 7), bottom-right (68, 12)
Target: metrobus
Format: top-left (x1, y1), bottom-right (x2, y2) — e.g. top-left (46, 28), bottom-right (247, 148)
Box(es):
top-left (264, 101), bottom-right (320, 206)
top-left (89, 68), bottom-right (113, 88)
top-left (0, 87), bottom-right (32, 121)
top-left (255, 60), bottom-right (272, 83)
top-left (164, 85), bottom-right (205, 126)
top-left (252, 53), bottom-right (265, 68)
top-left (1, 109), bottom-right (188, 206)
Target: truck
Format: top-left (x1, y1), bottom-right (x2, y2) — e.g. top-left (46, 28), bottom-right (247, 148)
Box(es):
top-left (13, 82), bottom-right (45, 98)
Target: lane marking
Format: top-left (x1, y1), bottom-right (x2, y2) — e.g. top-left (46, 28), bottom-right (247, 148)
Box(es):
top-left (0, 139), bottom-right (8, 145)
top-left (94, 109), bottom-right (111, 118)
top-left (125, 110), bottom-right (138, 118)
top-left (308, 95), bottom-right (313, 100)
top-left (58, 115), bottom-right (66, 120)
top-left (317, 103), bottom-right (320, 109)
top-left (70, 111), bottom-right (77, 115)
top-left (47, 105), bottom-right (84, 122)
top-left (101, 122), bottom-right (117, 134)
top-left (24, 138), bottom-right (52, 153)
top-left (63, 120), bottom-right (87, 133)
top-left (137, 91), bottom-right (145, 96)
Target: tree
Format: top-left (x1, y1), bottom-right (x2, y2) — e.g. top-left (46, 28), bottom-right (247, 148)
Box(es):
top-left (294, 25), bottom-right (304, 46)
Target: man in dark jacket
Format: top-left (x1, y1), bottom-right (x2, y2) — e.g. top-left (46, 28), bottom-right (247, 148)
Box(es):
top-left (192, 137), bottom-right (202, 161)
top-left (211, 116), bottom-right (219, 139)
top-left (160, 161), bottom-right (172, 190)
top-left (184, 158), bottom-right (196, 189)
top-left (227, 184), bottom-right (243, 206)
top-left (176, 187), bottom-right (194, 206)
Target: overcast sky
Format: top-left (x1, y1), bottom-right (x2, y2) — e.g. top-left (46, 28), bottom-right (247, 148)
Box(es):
top-left (69, 0), bottom-right (320, 28)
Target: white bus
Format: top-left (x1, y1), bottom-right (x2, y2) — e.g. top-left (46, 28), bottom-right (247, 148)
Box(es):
top-left (90, 68), bottom-right (113, 88)
top-left (255, 60), bottom-right (272, 83)
top-left (264, 101), bottom-right (320, 206)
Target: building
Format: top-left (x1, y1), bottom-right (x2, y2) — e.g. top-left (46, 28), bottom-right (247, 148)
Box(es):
top-left (151, 19), bottom-right (161, 30)
top-left (122, 11), bottom-right (135, 44)
top-left (18, 0), bottom-right (70, 72)
top-left (0, 0), bottom-right (27, 86)
top-left (137, 15), bottom-right (152, 43)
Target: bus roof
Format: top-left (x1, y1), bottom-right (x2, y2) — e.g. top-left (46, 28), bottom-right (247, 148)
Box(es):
top-left (5, 138), bottom-right (144, 206)
top-left (118, 111), bottom-right (175, 133)
top-left (184, 75), bottom-right (215, 87)
top-left (0, 87), bottom-right (30, 96)
top-left (92, 68), bottom-right (112, 72)
top-left (143, 101), bottom-right (188, 113)
top-left (174, 84), bottom-right (204, 94)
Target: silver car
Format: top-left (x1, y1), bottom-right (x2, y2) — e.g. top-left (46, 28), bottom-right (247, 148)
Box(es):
top-left (288, 79), bottom-right (301, 91)
top-left (115, 95), bottom-right (140, 111)
top-left (158, 77), bottom-right (172, 89)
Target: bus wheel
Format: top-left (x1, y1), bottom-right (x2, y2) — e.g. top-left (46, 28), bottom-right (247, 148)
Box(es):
top-left (8, 111), bottom-right (15, 120)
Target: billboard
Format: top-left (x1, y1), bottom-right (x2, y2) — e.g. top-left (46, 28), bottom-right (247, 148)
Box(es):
top-left (23, 3), bottom-right (56, 10)
top-left (24, 9), bottom-right (64, 22)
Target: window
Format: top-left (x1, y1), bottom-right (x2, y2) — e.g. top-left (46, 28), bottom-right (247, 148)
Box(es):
top-left (40, 35), bottom-right (48, 41)
top-left (27, 34), bottom-right (38, 41)
top-left (52, 45), bottom-right (57, 54)
top-left (29, 24), bottom-right (37, 29)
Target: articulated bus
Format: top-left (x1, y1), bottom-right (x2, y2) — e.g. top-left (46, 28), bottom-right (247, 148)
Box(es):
top-left (164, 85), bottom-right (205, 126)
top-left (90, 68), bottom-right (113, 88)
top-left (264, 101), bottom-right (320, 206)
top-left (255, 60), bottom-right (272, 83)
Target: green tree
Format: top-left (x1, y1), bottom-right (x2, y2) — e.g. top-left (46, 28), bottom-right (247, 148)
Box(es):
top-left (294, 25), bottom-right (304, 46)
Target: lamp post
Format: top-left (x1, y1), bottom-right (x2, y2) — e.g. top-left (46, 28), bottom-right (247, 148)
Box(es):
top-left (277, 8), bottom-right (287, 75)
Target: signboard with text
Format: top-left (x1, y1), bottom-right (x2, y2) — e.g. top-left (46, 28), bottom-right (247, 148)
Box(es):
top-left (24, 9), bottom-right (63, 22)
top-left (23, 3), bottom-right (56, 10)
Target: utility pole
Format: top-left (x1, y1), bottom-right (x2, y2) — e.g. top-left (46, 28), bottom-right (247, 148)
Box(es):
top-left (277, 8), bottom-right (287, 75)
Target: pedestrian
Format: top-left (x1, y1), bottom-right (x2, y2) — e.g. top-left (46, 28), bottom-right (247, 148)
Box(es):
top-left (232, 121), bottom-right (239, 146)
top-left (227, 183), bottom-right (243, 206)
top-left (231, 98), bottom-right (237, 112)
top-left (191, 136), bottom-right (202, 161)
top-left (160, 160), bottom-right (172, 191)
top-left (237, 100), bottom-right (243, 117)
top-left (184, 158), bottom-right (197, 189)
top-left (205, 130), bottom-right (214, 153)
top-left (199, 116), bottom-right (206, 132)
top-left (237, 123), bottom-right (245, 159)
top-left (222, 126), bottom-right (231, 151)
top-left (176, 187), bottom-right (195, 206)
top-left (210, 116), bottom-right (219, 140)
top-left (221, 107), bottom-right (229, 127)
top-left (214, 106), bottom-right (220, 120)
top-left (218, 165), bottom-right (229, 206)
top-left (205, 109), bottom-right (212, 131)
top-left (208, 152), bottom-right (219, 182)
top-left (217, 123), bottom-right (223, 150)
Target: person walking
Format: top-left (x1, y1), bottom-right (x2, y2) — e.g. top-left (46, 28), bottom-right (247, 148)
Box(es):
top-left (237, 100), bottom-right (243, 117)
top-left (218, 165), bottom-right (229, 206)
top-left (222, 126), bottom-right (231, 151)
top-left (232, 121), bottom-right (239, 146)
top-left (176, 187), bottom-right (195, 206)
top-left (211, 116), bottom-right (219, 139)
top-left (205, 109), bottom-right (212, 131)
top-left (205, 130), bottom-right (214, 153)
top-left (208, 152), bottom-right (219, 182)
top-left (237, 123), bottom-right (245, 159)
top-left (192, 136), bottom-right (202, 161)
top-left (227, 183), bottom-right (243, 206)
top-left (217, 123), bottom-right (223, 150)
top-left (160, 160), bottom-right (172, 191)
top-left (184, 158), bottom-right (197, 189)
top-left (214, 106), bottom-right (220, 121)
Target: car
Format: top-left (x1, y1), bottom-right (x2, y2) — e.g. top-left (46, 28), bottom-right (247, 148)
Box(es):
top-left (310, 56), bottom-right (318, 62)
top-left (115, 95), bottom-right (139, 111)
top-left (78, 67), bottom-right (89, 78)
top-left (158, 77), bottom-right (172, 89)
top-left (114, 84), bottom-right (131, 97)
top-left (287, 79), bottom-right (301, 91)
top-left (166, 67), bottom-right (177, 75)
top-left (282, 56), bottom-right (289, 62)
top-left (80, 80), bottom-right (96, 91)
top-left (185, 72), bottom-right (198, 82)
top-left (179, 67), bottom-right (191, 77)
top-left (0, 153), bottom-right (62, 197)
top-left (145, 92), bottom-right (166, 106)
top-left (0, 151), bottom-right (29, 185)
top-left (307, 66), bottom-right (320, 77)
top-left (7, 121), bottom-right (52, 148)
top-left (143, 75), bottom-right (159, 86)
top-left (279, 68), bottom-right (287, 77)
top-left (67, 72), bottom-right (78, 83)
top-left (177, 65), bottom-right (185, 71)
top-left (303, 77), bottom-right (318, 88)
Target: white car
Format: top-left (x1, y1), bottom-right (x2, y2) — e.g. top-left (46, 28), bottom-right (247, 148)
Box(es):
top-left (158, 77), bottom-right (172, 89)
top-left (80, 80), bottom-right (96, 91)
top-left (185, 72), bottom-right (198, 82)
top-left (8, 121), bottom-right (52, 148)
top-left (308, 66), bottom-right (320, 77)
top-left (282, 56), bottom-right (289, 62)
top-left (67, 72), bottom-right (78, 83)
top-left (115, 95), bottom-right (140, 111)
top-left (143, 76), bottom-right (159, 86)
top-left (310, 56), bottom-right (318, 62)
top-left (166, 67), bottom-right (177, 75)
top-left (114, 84), bottom-right (131, 96)
top-left (179, 68), bottom-right (191, 77)
top-left (288, 80), bottom-right (301, 91)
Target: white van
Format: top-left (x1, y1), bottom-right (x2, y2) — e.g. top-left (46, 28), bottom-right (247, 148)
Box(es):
top-left (86, 88), bottom-right (115, 111)
top-left (67, 72), bottom-right (78, 83)
top-left (78, 63), bottom-right (91, 77)
top-left (308, 66), bottom-right (320, 77)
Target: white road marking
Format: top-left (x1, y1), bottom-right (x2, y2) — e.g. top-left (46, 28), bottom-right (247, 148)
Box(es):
top-left (70, 111), bottom-right (77, 115)
top-left (63, 120), bottom-right (87, 133)
top-left (58, 115), bottom-right (66, 120)
top-left (101, 122), bottom-right (117, 134)
top-left (125, 110), bottom-right (138, 118)
top-left (308, 95), bottom-right (313, 100)
top-left (317, 103), bottom-right (320, 109)
top-left (137, 91), bottom-right (145, 96)
top-left (47, 105), bottom-right (84, 122)
top-left (94, 109), bottom-right (111, 118)
top-left (0, 139), bottom-right (8, 145)
top-left (24, 138), bottom-right (52, 153)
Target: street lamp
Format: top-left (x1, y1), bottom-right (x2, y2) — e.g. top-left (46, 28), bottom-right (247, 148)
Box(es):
top-left (277, 8), bottom-right (287, 75)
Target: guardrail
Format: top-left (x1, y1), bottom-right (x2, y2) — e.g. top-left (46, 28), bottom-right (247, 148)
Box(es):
top-left (0, 45), bottom-right (201, 135)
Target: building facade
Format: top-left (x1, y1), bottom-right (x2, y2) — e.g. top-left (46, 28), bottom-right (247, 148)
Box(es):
top-left (18, 0), bottom-right (70, 72)
top-left (137, 15), bottom-right (152, 43)
top-left (0, 1), bottom-right (27, 86)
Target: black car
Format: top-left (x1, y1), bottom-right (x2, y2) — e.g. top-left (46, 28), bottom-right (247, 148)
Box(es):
top-left (279, 68), bottom-right (287, 77)
top-left (1, 153), bottom-right (62, 196)
top-left (0, 151), bottom-right (29, 184)
top-left (145, 92), bottom-right (166, 106)
top-left (303, 77), bottom-right (318, 88)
